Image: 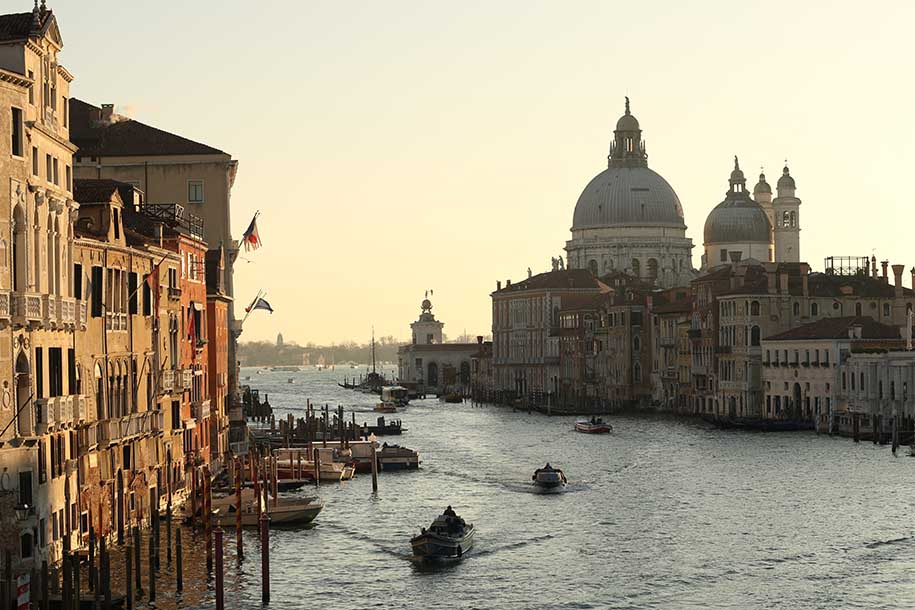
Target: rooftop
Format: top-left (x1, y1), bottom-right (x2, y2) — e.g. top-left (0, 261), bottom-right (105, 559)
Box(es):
top-left (494, 269), bottom-right (609, 295)
top-left (764, 316), bottom-right (901, 341)
top-left (70, 98), bottom-right (227, 158)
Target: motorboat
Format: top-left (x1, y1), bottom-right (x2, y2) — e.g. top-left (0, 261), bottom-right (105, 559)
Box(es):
top-left (532, 464), bottom-right (567, 489)
top-left (287, 378), bottom-right (295, 384)
top-left (212, 489), bottom-right (323, 527)
top-left (381, 386), bottom-right (409, 406)
top-left (377, 443), bottom-right (421, 471)
top-left (374, 402), bottom-right (398, 414)
top-left (575, 418), bottom-right (612, 434)
top-left (411, 511), bottom-right (474, 561)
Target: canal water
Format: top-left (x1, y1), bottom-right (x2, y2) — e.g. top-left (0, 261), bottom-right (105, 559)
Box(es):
top-left (164, 366), bottom-right (915, 609)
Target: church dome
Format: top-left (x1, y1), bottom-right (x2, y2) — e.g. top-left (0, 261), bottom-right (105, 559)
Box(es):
top-left (616, 113), bottom-right (640, 132)
top-left (753, 172), bottom-right (771, 194)
top-left (704, 158), bottom-right (771, 244)
top-left (572, 167), bottom-right (685, 229)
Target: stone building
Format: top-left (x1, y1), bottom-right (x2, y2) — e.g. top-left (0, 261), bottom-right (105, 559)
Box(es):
top-left (557, 292), bottom-right (605, 409)
top-left (206, 248), bottom-right (231, 460)
top-left (490, 269), bottom-right (608, 403)
top-left (649, 287), bottom-right (693, 410)
top-left (469, 337), bottom-right (493, 402)
top-left (842, 349), bottom-right (915, 442)
top-left (603, 273), bottom-right (653, 408)
top-left (565, 99), bottom-right (695, 287)
top-left (68, 97), bottom-right (243, 443)
top-left (763, 317), bottom-right (903, 433)
top-left (397, 297), bottom-right (478, 395)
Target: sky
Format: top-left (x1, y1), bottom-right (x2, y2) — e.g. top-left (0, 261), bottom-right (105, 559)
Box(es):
top-left (51, 0), bottom-right (915, 345)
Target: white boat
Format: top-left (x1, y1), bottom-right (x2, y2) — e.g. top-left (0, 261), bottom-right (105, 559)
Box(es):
top-left (211, 489), bottom-right (324, 527)
top-left (575, 418), bottom-right (612, 434)
top-left (411, 511), bottom-right (474, 560)
top-left (532, 465), bottom-right (567, 489)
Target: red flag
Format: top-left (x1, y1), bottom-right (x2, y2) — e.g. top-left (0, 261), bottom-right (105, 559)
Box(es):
top-left (146, 262), bottom-right (160, 314)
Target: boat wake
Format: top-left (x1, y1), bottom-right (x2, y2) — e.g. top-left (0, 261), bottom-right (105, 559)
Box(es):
top-left (473, 533), bottom-right (555, 557)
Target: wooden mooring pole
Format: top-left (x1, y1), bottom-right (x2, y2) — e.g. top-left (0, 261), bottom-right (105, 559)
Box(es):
top-left (133, 527), bottom-right (142, 597)
top-left (176, 527), bottom-right (183, 593)
top-left (148, 534), bottom-right (156, 603)
top-left (236, 456), bottom-right (243, 559)
top-left (125, 544), bottom-right (133, 610)
top-left (260, 513), bottom-right (270, 605)
top-left (215, 527), bottom-right (225, 610)
top-left (371, 441), bottom-right (378, 493)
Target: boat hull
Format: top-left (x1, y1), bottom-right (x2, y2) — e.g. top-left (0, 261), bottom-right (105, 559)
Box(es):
top-left (214, 500), bottom-right (323, 528)
top-left (533, 472), bottom-right (565, 489)
top-left (411, 527), bottom-right (474, 560)
top-left (575, 422), bottom-right (611, 434)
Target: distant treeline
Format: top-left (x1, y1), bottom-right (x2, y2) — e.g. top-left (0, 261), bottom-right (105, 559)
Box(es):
top-left (238, 337), bottom-right (403, 367)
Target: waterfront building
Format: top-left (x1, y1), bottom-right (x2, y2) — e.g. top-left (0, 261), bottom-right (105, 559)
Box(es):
top-left (565, 100), bottom-right (695, 287)
top-left (763, 317), bottom-right (903, 431)
top-left (206, 248), bottom-right (231, 459)
top-left (649, 288), bottom-right (693, 411)
top-left (0, 3), bottom-right (84, 567)
top-left (491, 269), bottom-right (608, 403)
top-left (842, 349), bottom-right (915, 441)
top-left (557, 292), bottom-right (606, 410)
top-left (603, 273), bottom-right (653, 408)
top-left (469, 337), bottom-right (493, 402)
top-left (68, 97), bottom-right (244, 446)
top-left (397, 297), bottom-right (478, 395)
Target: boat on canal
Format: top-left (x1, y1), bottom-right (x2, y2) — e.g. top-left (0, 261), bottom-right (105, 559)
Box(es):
top-left (411, 510), bottom-right (474, 561)
top-left (362, 415), bottom-right (406, 436)
top-left (381, 385), bottom-right (410, 406)
top-left (374, 401), bottom-right (398, 413)
top-left (532, 464), bottom-right (567, 489)
top-left (377, 443), bottom-right (421, 470)
top-left (212, 489), bottom-right (324, 527)
top-left (575, 418), bottom-right (612, 434)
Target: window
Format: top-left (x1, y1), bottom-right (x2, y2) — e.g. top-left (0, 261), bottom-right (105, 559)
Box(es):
top-left (811, 303), bottom-right (819, 316)
top-left (142, 276), bottom-right (152, 316)
top-left (46, 154), bottom-right (52, 182)
top-left (73, 263), bottom-right (82, 299)
top-left (750, 326), bottom-right (760, 347)
top-left (20, 533), bottom-right (32, 560)
top-left (11, 107), bottom-right (23, 156)
top-left (67, 349), bottom-right (76, 395)
top-left (48, 348), bottom-right (62, 398)
top-left (793, 302), bottom-right (800, 316)
top-left (32, 147), bottom-right (39, 175)
top-left (750, 301), bottom-right (760, 316)
top-left (128, 272), bottom-right (138, 314)
top-left (27, 71), bottom-right (34, 104)
top-left (720, 249), bottom-right (728, 263)
top-left (113, 209), bottom-right (120, 239)
top-left (35, 347), bottom-right (43, 399)
top-left (53, 158), bottom-right (59, 185)
top-left (66, 165), bottom-right (71, 191)
top-left (91, 266), bottom-right (103, 317)
top-left (62, 97), bottom-right (68, 126)
top-left (188, 180), bottom-right (204, 203)
top-left (18, 471), bottom-right (33, 507)
top-left (883, 303), bottom-right (890, 317)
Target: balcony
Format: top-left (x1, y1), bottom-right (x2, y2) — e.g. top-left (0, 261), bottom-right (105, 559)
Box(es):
top-left (77, 301), bottom-right (88, 329)
top-left (192, 400), bottom-right (210, 421)
top-left (34, 399), bottom-right (55, 434)
top-left (181, 369), bottom-right (193, 390)
top-left (74, 395), bottom-right (88, 423)
top-left (105, 313), bottom-right (127, 332)
top-left (716, 345), bottom-right (733, 355)
top-left (150, 410), bottom-right (165, 433)
top-left (12, 293), bottom-right (42, 327)
top-left (42, 294), bottom-right (59, 328)
top-left (168, 287), bottom-right (182, 300)
top-left (0, 290), bottom-right (10, 323)
top-left (58, 297), bottom-right (77, 327)
top-left (687, 329), bottom-right (702, 339)
top-left (78, 423), bottom-right (99, 452)
top-left (52, 396), bottom-right (73, 427)
top-left (161, 369), bottom-right (175, 393)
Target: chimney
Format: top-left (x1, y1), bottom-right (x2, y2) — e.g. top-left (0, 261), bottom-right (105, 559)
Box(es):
top-left (893, 264), bottom-right (904, 298)
top-left (779, 271), bottom-right (789, 294)
top-left (477, 336), bottom-right (483, 345)
top-left (872, 256), bottom-right (878, 278)
top-left (100, 103), bottom-right (115, 125)
top-left (800, 263), bottom-right (810, 296)
top-left (496, 280), bottom-right (501, 291)
top-left (911, 267), bottom-right (915, 291)
top-left (506, 279), bottom-right (511, 287)
top-left (881, 260), bottom-right (889, 283)
top-left (766, 266), bottom-right (777, 294)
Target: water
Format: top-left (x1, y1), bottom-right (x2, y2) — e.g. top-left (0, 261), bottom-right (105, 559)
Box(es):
top-left (202, 367), bottom-right (915, 608)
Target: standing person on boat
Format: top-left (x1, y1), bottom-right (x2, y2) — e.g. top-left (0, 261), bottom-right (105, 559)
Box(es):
top-left (444, 505), bottom-right (457, 517)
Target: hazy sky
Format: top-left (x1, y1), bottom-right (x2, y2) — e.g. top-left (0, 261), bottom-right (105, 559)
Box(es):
top-left (53, 0), bottom-right (915, 345)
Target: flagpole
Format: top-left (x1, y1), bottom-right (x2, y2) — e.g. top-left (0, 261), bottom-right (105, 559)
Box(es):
top-left (239, 289), bottom-right (263, 328)
top-left (126, 251), bottom-right (170, 303)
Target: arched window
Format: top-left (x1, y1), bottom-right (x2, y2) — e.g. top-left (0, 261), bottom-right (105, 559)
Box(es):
top-left (793, 302), bottom-right (800, 316)
top-left (811, 303), bottom-right (819, 316)
top-left (33, 207), bottom-right (41, 293)
top-left (883, 303), bottom-right (890, 317)
top-left (588, 260), bottom-right (598, 276)
top-left (633, 336), bottom-right (641, 352)
top-left (12, 204), bottom-right (27, 292)
top-left (750, 326), bottom-right (761, 347)
top-left (633, 362), bottom-right (641, 383)
top-left (647, 258), bottom-right (658, 280)
top-left (427, 362), bottom-right (438, 388)
top-left (750, 301), bottom-right (760, 316)
top-left (855, 303), bottom-right (862, 316)
top-left (631, 259), bottom-right (641, 278)
top-left (95, 362), bottom-right (105, 420)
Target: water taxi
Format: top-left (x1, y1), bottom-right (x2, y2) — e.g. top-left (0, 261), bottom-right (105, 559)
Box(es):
top-left (411, 509), bottom-right (474, 561)
top-left (575, 418), bottom-right (612, 434)
top-left (532, 464), bottom-right (567, 489)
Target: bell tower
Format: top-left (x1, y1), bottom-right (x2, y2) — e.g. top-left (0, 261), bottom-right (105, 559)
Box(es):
top-left (608, 97), bottom-right (648, 169)
top-left (773, 164), bottom-right (801, 262)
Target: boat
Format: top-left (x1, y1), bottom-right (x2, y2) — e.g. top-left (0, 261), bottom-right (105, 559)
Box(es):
top-left (411, 510), bottom-right (474, 561)
top-left (211, 489), bottom-right (323, 527)
top-left (532, 464), bottom-right (567, 489)
top-left (575, 418), bottom-right (612, 434)
top-left (362, 416), bottom-right (406, 436)
top-left (377, 443), bottom-right (421, 470)
top-left (271, 366), bottom-right (300, 372)
top-left (381, 386), bottom-right (409, 406)
top-left (374, 402), bottom-right (398, 414)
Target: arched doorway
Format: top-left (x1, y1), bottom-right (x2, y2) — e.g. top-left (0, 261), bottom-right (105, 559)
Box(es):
top-left (460, 361), bottom-right (470, 386)
top-left (15, 351), bottom-right (31, 437)
top-left (427, 362), bottom-right (438, 388)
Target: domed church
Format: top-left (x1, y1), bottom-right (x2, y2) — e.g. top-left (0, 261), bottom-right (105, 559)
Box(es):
top-left (565, 99), bottom-right (696, 288)
top-left (702, 158), bottom-right (801, 269)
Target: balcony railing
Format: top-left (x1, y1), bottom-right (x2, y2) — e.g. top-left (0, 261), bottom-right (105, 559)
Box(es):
top-left (161, 369), bottom-right (175, 393)
top-left (78, 300), bottom-right (88, 329)
top-left (106, 313), bottom-right (127, 332)
top-left (181, 369), bottom-right (193, 390)
top-left (34, 399), bottom-right (55, 435)
top-left (52, 396), bottom-right (73, 426)
top-left (74, 395), bottom-right (88, 423)
top-left (150, 410), bottom-right (165, 433)
top-left (12, 292), bottom-right (42, 327)
top-left (192, 400), bottom-right (210, 421)
top-left (78, 423), bottom-right (99, 452)
top-left (59, 297), bottom-right (77, 326)
top-left (42, 294), bottom-right (59, 328)
top-left (0, 290), bottom-right (10, 322)
top-left (168, 287), bottom-right (182, 300)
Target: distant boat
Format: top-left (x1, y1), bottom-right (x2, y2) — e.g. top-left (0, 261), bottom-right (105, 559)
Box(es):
top-left (212, 490), bottom-right (323, 527)
top-left (287, 378), bottom-right (295, 384)
top-left (272, 366), bottom-right (300, 372)
top-left (532, 464), bottom-right (567, 489)
top-left (575, 418), bottom-right (612, 434)
top-left (377, 443), bottom-right (420, 470)
top-left (374, 402), bottom-right (397, 414)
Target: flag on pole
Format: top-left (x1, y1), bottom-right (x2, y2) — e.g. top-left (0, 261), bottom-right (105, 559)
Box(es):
top-left (245, 296), bottom-right (274, 314)
top-left (187, 308), bottom-right (197, 362)
top-left (146, 260), bottom-right (161, 314)
top-left (241, 212), bottom-right (262, 251)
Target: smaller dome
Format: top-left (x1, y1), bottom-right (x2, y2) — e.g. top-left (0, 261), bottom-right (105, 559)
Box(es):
top-left (754, 172), bottom-right (771, 194)
top-left (616, 113), bottom-right (640, 132)
top-left (777, 165), bottom-right (795, 190)
top-left (421, 299), bottom-right (432, 311)
top-left (729, 156), bottom-right (745, 184)
top-left (704, 199), bottom-right (771, 244)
